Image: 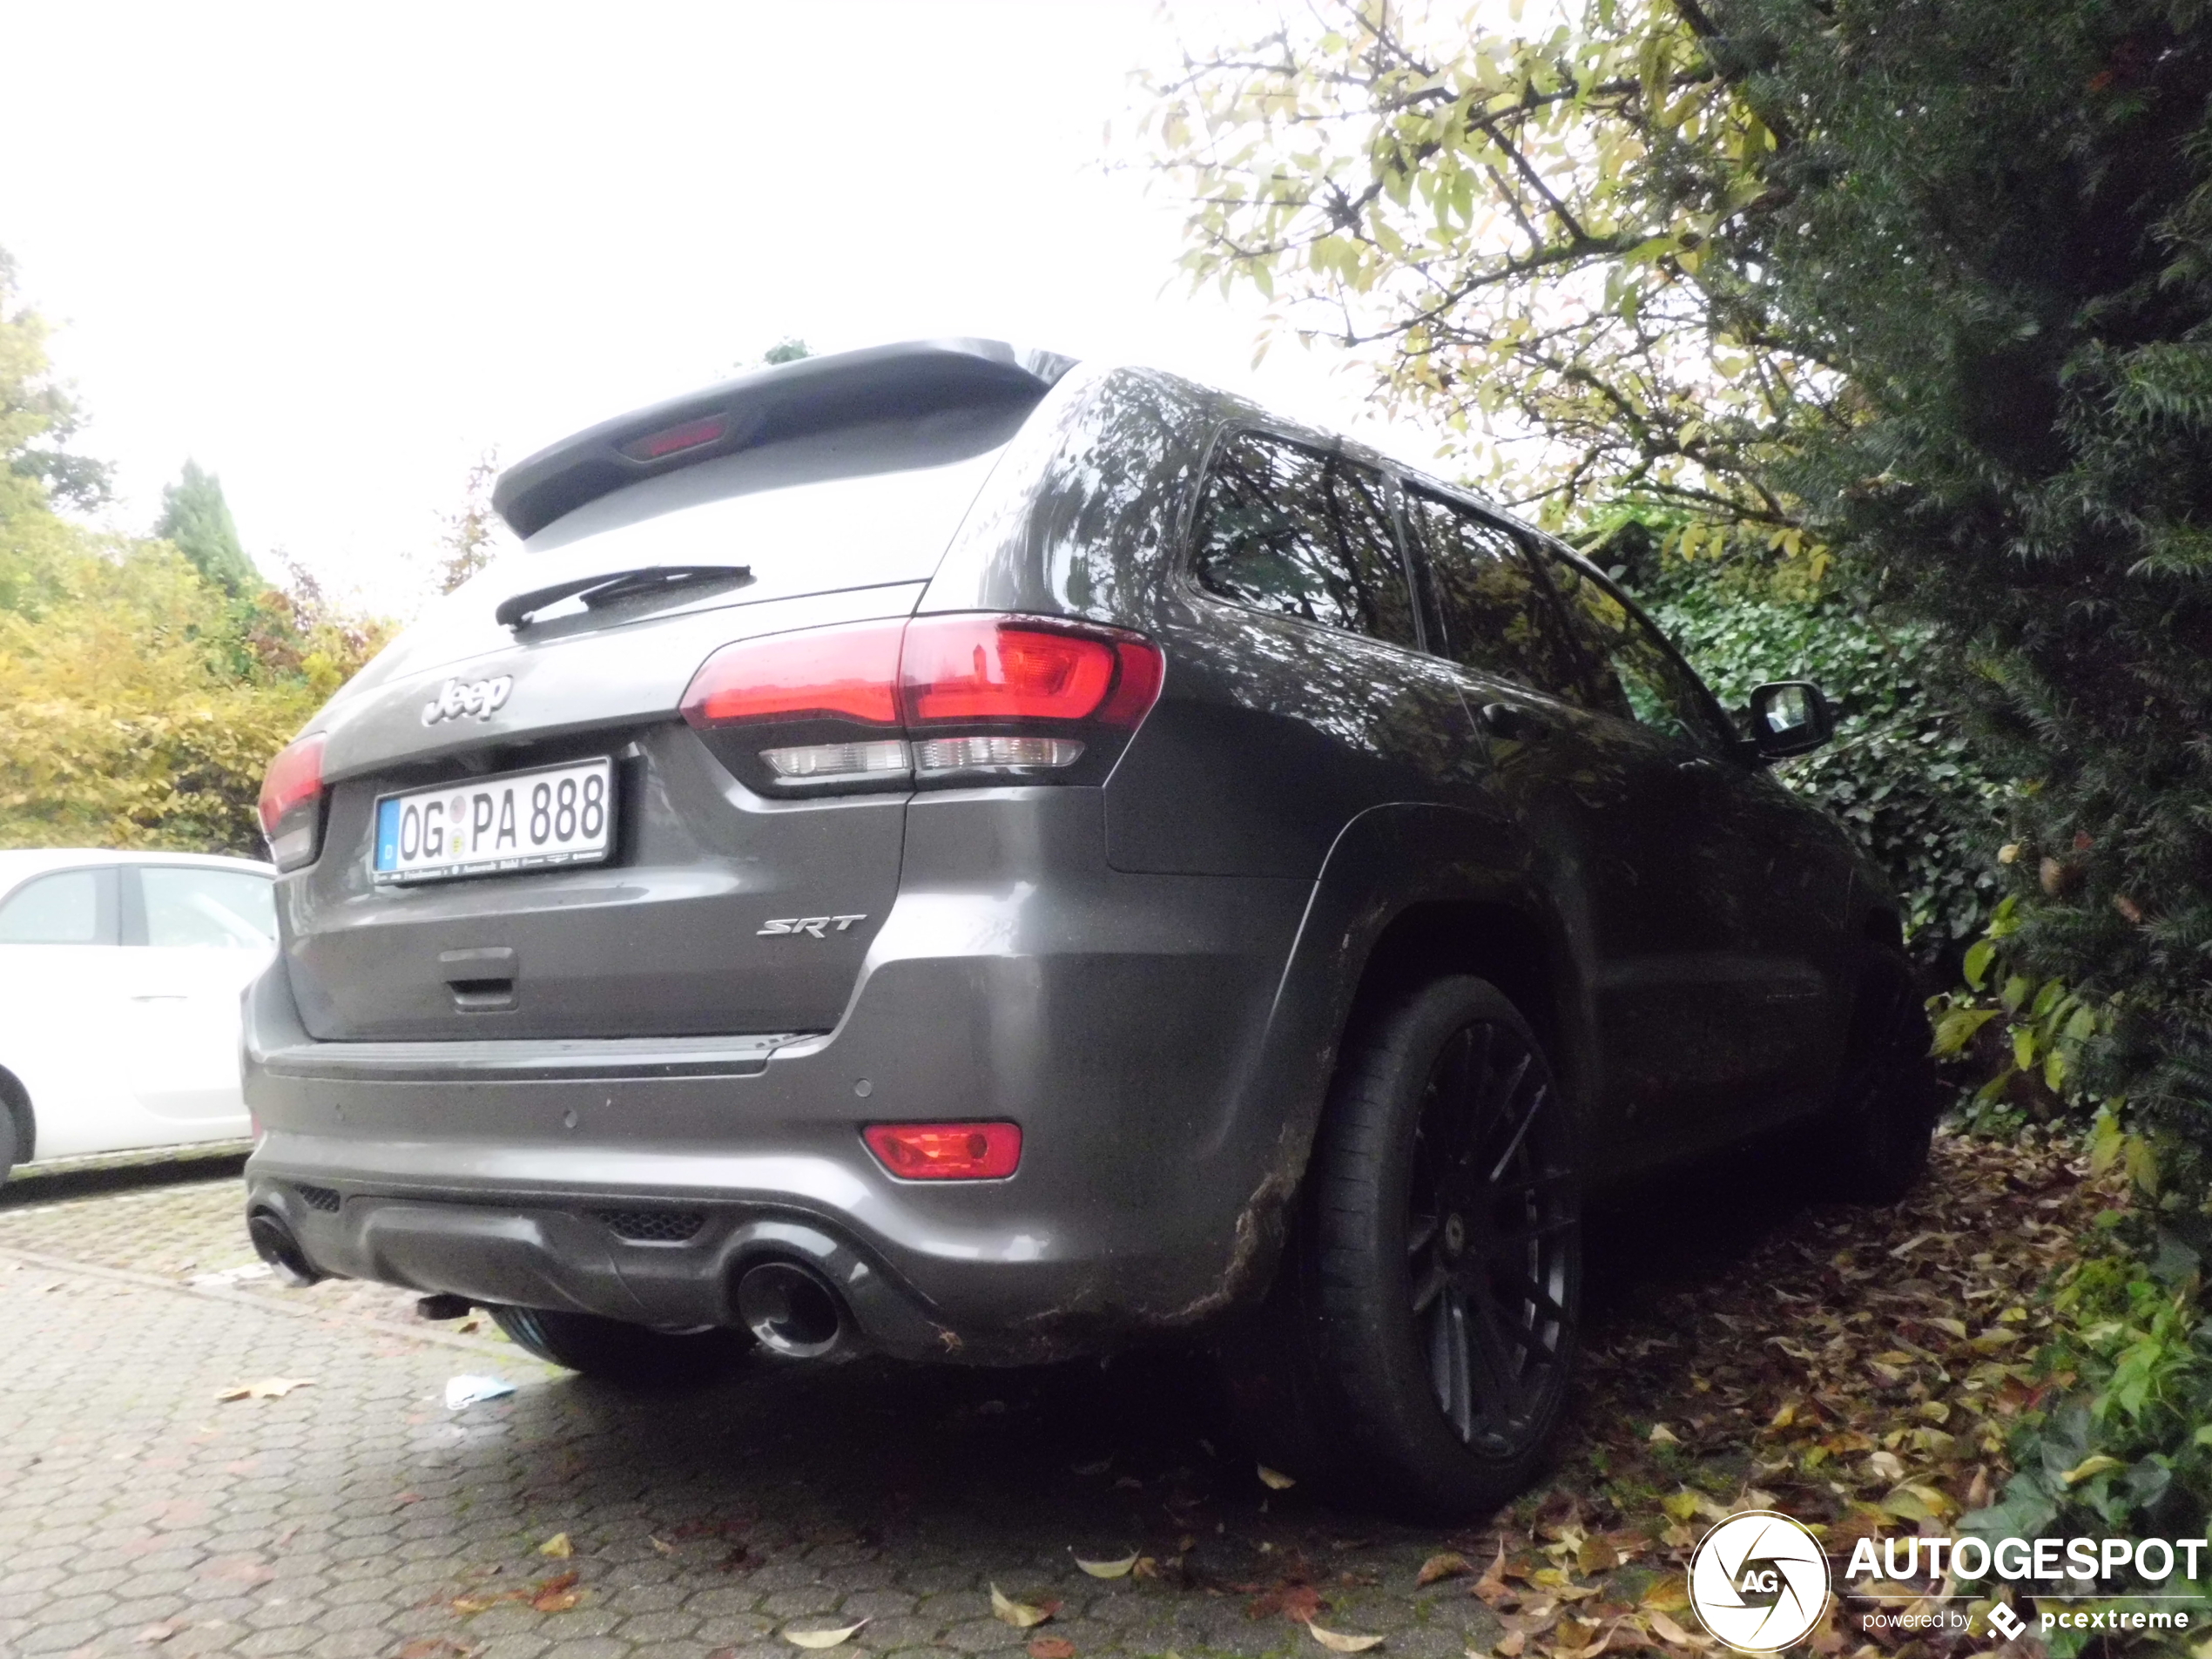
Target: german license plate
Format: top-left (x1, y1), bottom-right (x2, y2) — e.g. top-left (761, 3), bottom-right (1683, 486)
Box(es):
top-left (372, 759), bottom-right (614, 884)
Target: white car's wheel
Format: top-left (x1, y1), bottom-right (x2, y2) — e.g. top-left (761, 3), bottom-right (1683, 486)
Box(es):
top-left (0, 1089), bottom-right (20, 1184)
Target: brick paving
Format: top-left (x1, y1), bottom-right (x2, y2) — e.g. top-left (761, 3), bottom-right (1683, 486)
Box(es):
top-left (0, 1158), bottom-right (1509, 1659)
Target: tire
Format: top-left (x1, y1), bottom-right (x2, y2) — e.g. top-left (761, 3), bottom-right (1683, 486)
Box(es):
top-left (1224, 975), bottom-right (1581, 1518)
top-left (0, 1100), bottom-right (16, 1186)
top-left (488, 1305), bottom-right (747, 1385)
top-left (1816, 967), bottom-right (1939, 1204)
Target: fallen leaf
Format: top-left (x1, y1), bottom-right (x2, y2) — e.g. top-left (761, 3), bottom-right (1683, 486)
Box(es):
top-left (1258, 1464), bottom-right (1297, 1490)
top-left (992, 1585), bottom-right (1056, 1629)
top-left (1575, 1535), bottom-right (1618, 1576)
top-left (1029, 1641), bottom-right (1077, 1659)
top-left (1648, 1609), bottom-right (1712, 1650)
top-left (1309, 1624), bottom-right (1384, 1653)
top-left (2062, 1453), bottom-right (2124, 1486)
top-left (1495, 1634), bottom-right (1526, 1658)
top-left (538, 1532), bottom-right (573, 1558)
top-left (1638, 1580), bottom-right (1690, 1615)
top-left (650, 1535), bottom-right (677, 1555)
top-left (531, 1571), bottom-right (582, 1613)
top-left (1250, 1584), bottom-right (1326, 1623)
top-left (1418, 1552), bottom-right (1474, 1587)
top-left (396, 1642), bottom-right (480, 1659)
top-left (1072, 1550), bottom-right (1141, 1579)
top-left (785, 1621), bottom-right (868, 1649)
top-left (216, 1377), bottom-right (314, 1401)
top-left (135, 1621), bottom-right (186, 1646)
top-left (1647, 1423), bottom-right (1679, 1446)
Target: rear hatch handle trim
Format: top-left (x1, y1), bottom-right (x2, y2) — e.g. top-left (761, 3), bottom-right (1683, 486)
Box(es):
top-left (440, 946), bottom-right (518, 1013)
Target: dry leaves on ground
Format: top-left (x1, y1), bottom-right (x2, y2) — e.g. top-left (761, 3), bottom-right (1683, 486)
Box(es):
top-left (215, 1376), bottom-right (313, 1401)
top-left (1453, 1133), bottom-right (2127, 1659)
top-left (784, 1620), bottom-right (868, 1649)
top-left (1308, 1623), bottom-right (1385, 1652)
top-left (991, 1584), bottom-right (1060, 1628)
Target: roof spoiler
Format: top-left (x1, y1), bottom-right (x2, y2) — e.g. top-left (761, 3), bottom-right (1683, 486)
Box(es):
top-left (492, 339), bottom-right (1078, 539)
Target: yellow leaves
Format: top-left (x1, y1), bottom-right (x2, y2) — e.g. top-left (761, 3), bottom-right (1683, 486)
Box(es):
top-left (537, 1533), bottom-right (572, 1559)
top-left (2061, 1453), bottom-right (2126, 1486)
top-left (991, 1586), bottom-right (1056, 1629)
top-left (1072, 1551), bottom-right (1141, 1579)
top-left (784, 1622), bottom-right (867, 1649)
top-left (1307, 1624), bottom-right (1384, 1653)
top-left (1258, 1464), bottom-right (1297, 1490)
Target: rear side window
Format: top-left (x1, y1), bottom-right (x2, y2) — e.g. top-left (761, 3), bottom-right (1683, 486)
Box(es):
top-left (1534, 548), bottom-right (1728, 753)
top-left (140, 867), bottom-right (276, 949)
top-left (1404, 489), bottom-right (1587, 698)
top-left (0, 867), bottom-right (115, 946)
top-left (1191, 431), bottom-right (1420, 650)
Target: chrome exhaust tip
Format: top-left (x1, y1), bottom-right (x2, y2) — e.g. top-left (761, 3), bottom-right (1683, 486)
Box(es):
top-left (735, 1259), bottom-right (846, 1359)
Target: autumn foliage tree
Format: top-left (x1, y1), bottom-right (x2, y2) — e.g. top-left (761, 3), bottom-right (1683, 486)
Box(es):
top-left (0, 249), bottom-right (387, 854)
top-left (1144, 0), bottom-right (2212, 1168)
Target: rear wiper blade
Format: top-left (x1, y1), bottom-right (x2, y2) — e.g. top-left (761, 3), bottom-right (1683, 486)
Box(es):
top-left (496, 563), bottom-right (753, 631)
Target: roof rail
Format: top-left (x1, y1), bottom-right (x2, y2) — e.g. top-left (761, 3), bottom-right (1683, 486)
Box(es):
top-left (492, 339), bottom-right (1076, 539)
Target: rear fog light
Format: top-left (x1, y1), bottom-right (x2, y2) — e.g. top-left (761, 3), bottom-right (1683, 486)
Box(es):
top-left (863, 1122), bottom-right (1022, 1180)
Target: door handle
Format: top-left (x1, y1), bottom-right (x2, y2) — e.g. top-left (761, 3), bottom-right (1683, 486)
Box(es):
top-left (1478, 702), bottom-right (1554, 743)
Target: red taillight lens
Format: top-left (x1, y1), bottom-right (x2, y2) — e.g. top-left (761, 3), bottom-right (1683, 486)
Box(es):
top-left (679, 614), bottom-right (1165, 788)
top-left (900, 617), bottom-right (1120, 724)
top-left (678, 619), bottom-right (905, 728)
top-left (863, 1122), bottom-right (1022, 1180)
top-left (258, 733), bottom-right (327, 872)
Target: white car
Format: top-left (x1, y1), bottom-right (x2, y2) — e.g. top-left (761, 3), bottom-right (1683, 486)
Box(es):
top-left (0, 848), bottom-right (276, 1182)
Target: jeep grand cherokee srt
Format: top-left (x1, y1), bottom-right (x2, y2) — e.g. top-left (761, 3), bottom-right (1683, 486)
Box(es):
top-left (240, 340), bottom-right (1934, 1514)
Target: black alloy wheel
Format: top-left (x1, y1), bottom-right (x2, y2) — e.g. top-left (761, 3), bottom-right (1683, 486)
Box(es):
top-left (1816, 965), bottom-right (1940, 1204)
top-left (1221, 975), bottom-right (1581, 1517)
top-left (1400, 1011), bottom-right (1579, 1455)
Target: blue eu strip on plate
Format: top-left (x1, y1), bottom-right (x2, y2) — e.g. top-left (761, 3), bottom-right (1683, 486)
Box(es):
top-left (374, 798), bottom-right (401, 872)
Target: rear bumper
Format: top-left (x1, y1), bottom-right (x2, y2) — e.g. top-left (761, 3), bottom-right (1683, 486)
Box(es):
top-left (243, 792), bottom-right (1318, 1363)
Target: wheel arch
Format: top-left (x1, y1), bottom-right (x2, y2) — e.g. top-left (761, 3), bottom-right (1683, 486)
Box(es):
top-left (1208, 802), bottom-right (1595, 1319)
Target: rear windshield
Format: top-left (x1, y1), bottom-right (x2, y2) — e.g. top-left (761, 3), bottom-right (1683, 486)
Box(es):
top-left (343, 406), bottom-right (1022, 694)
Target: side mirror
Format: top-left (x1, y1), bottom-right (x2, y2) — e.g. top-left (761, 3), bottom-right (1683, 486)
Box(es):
top-left (1745, 680), bottom-right (1834, 759)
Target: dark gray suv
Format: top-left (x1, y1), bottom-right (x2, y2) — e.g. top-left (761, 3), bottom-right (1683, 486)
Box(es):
top-left (241, 340), bottom-right (1933, 1514)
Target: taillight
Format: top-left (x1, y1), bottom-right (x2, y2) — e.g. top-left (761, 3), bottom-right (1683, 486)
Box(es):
top-left (679, 614), bottom-right (1164, 791)
top-left (678, 619), bottom-right (903, 727)
top-left (863, 1122), bottom-right (1022, 1180)
top-left (900, 617), bottom-right (1120, 723)
top-left (258, 733), bottom-right (327, 872)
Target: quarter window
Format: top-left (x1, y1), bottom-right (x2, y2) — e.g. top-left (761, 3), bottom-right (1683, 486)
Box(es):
top-left (1191, 431), bottom-right (1420, 650)
top-left (140, 867), bottom-right (277, 949)
top-left (1404, 489), bottom-right (1587, 699)
top-left (1534, 548), bottom-right (1728, 753)
top-left (0, 868), bottom-right (109, 946)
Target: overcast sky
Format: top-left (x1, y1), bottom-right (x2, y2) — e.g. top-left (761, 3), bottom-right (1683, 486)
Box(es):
top-left (1, 1), bottom-right (1409, 613)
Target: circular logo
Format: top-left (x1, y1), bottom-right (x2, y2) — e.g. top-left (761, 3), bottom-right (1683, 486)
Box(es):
top-left (1688, 1510), bottom-right (1831, 1653)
